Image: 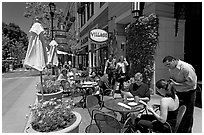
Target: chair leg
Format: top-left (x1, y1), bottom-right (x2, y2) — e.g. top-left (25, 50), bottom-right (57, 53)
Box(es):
top-left (88, 117), bottom-right (93, 133)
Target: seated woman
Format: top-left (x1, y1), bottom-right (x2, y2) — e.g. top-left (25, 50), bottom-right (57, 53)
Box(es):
top-left (57, 68), bottom-right (68, 81)
top-left (89, 71), bottom-right (100, 82)
top-left (135, 79), bottom-right (179, 133)
top-left (67, 68), bottom-right (74, 80)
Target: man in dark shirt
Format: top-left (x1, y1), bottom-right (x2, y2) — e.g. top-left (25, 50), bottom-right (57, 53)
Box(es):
top-left (129, 72), bottom-right (150, 102)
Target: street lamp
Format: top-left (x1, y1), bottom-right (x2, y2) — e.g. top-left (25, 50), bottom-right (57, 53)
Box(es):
top-left (49, 2), bottom-right (56, 40)
top-left (132, 2), bottom-right (140, 18)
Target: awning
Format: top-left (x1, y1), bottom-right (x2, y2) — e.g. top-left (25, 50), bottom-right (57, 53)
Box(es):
top-left (57, 50), bottom-right (68, 55)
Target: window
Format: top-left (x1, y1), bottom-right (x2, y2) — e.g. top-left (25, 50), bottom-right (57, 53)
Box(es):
top-left (81, 10), bottom-right (86, 27)
top-left (87, 2), bottom-right (94, 21)
top-left (90, 2), bottom-right (94, 16)
top-left (87, 3), bottom-right (90, 20)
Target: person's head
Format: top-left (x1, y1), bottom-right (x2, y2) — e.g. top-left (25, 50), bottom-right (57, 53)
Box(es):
top-left (91, 71), bottom-right (96, 77)
top-left (162, 56), bottom-right (178, 69)
top-left (60, 79), bottom-right (70, 89)
top-left (118, 55), bottom-right (124, 62)
top-left (61, 68), bottom-right (67, 75)
top-left (60, 79), bottom-right (67, 86)
top-left (108, 54), bottom-right (114, 61)
top-left (156, 79), bottom-right (176, 99)
top-left (134, 72), bottom-right (143, 85)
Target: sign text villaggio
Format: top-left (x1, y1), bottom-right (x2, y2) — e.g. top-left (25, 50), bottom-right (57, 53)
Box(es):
top-left (89, 29), bottom-right (108, 42)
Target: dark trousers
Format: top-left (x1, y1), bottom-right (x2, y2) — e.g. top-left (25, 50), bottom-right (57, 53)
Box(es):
top-left (107, 69), bottom-right (115, 88)
top-left (136, 115), bottom-right (171, 133)
top-left (176, 89), bottom-right (196, 133)
top-left (118, 73), bottom-right (126, 92)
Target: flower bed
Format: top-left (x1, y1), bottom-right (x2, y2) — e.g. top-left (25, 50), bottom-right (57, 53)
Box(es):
top-left (26, 98), bottom-right (78, 132)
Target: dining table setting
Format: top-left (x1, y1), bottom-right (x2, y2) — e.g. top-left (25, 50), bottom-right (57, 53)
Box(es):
top-left (104, 96), bottom-right (147, 122)
top-left (74, 79), bottom-right (99, 108)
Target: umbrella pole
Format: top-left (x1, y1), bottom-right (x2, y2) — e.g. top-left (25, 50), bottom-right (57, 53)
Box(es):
top-left (40, 71), bottom-right (44, 100)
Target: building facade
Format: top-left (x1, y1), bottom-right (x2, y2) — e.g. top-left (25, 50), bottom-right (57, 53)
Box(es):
top-left (63, 2), bottom-right (201, 93)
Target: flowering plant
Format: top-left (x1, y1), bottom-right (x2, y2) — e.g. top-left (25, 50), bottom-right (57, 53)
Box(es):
top-left (36, 78), bottom-right (61, 94)
top-left (125, 13), bottom-right (159, 84)
top-left (28, 98), bottom-right (76, 132)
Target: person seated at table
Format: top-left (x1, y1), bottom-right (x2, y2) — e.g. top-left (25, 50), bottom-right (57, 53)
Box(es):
top-left (98, 74), bottom-right (112, 94)
top-left (60, 79), bottom-right (74, 98)
top-left (89, 71), bottom-right (100, 82)
top-left (57, 68), bottom-right (68, 81)
top-left (135, 79), bottom-right (179, 133)
top-left (128, 72), bottom-right (150, 102)
top-left (121, 73), bottom-right (150, 102)
top-left (67, 68), bottom-right (74, 79)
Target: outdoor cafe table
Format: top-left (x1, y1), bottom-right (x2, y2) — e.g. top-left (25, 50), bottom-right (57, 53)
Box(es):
top-left (104, 98), bottom-right (145, 122)
top-left (75, 82), bottom-right (98, 108)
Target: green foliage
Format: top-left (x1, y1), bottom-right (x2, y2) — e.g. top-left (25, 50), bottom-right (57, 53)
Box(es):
top-left (29, 98), bottom-right (76, 132)
top-left (24, 2), bottom-right (64, 30)
top-left (125, 14), bottom-right (159, 84)
top-left (2, 22), bottom-right (28, 62)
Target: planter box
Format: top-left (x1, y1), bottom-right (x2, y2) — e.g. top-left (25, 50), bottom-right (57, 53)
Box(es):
top-left (25, 111), bottom-right (82, 133)
top-left (36, 89), bottom-right (63, 102)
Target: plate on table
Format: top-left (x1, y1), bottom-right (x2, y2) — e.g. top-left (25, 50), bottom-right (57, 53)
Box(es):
top-left (128, 102), bottom-right (138, 106)
top-left (127, 98), bottom-right (134, 101)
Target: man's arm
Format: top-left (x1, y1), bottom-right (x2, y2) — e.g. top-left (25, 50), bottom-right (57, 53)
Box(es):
top-left (170, 68), bottom-right (197, 91)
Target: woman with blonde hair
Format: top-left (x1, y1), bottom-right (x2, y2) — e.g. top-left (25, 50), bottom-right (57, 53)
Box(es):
top-left (115, 55), bottom-right (129, 92)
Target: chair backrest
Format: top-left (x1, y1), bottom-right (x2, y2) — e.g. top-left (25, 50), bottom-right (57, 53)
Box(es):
top-left (86, 95), bottom-right (99, 108)
top-left (94, 112), bottom-right (122, 133)
top-left (174, 105), bottom-right (186, 132)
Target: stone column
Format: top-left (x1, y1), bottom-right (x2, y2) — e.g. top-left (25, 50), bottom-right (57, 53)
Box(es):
top-left (143, 2), bottom-right (185, 94)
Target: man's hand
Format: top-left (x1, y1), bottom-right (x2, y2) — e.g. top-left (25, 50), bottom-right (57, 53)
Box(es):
top-left (147, 104), bottom-right (154, 113)
top-left (169, 78), bottom-right (180, 85)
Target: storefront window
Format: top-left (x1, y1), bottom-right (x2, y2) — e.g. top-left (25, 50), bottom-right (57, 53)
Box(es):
top-left (91, 2), bottom-right (94, 16)
top-left (81, 10), bottom-right (86, 27)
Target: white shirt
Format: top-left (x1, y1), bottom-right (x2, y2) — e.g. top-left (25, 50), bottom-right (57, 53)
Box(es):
top-left (169, 60), bottom-right (197, 92)
top-left (116, 60), bottom-right (129, 73)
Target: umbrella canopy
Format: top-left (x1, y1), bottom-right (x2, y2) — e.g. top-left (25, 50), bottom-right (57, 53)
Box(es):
top-left (48, 40), bottom-right (59, 66)
top-left (24, 22), bottom-right (48, 71)
top-left (24, 21), bottom-right (48, 100)
top-left (57, 50), bottom-right (68, 55)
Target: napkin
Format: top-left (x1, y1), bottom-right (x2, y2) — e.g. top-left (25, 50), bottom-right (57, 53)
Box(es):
top-left (118, 102), bottom-right (131, 109)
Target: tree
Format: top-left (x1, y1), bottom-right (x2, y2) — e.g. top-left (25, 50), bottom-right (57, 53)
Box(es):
top-left (2, 22), bottom-right (28, 64)
top-left (24, 2), bottom-right (65, 42)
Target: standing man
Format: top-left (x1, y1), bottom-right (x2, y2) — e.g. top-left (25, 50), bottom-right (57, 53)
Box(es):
top-left (104, 54), bottom-right (116, 88)
top-left (162, 56), bottom-right (197, 133)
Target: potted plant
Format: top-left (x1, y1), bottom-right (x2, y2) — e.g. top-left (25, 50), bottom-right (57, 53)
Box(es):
top-left (25, 98), bottom-right (82, 133)
top-left (35, 76), bottom-right (63, 101)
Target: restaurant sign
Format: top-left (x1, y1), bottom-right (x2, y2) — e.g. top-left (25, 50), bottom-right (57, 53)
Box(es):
top-left (89, 29), bottom-right (108, 42)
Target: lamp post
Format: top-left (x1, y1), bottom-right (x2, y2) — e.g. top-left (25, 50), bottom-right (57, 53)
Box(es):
top-left (132, 2), bottom-right (140, 18)
top-left (49, 2), bottom-right (56, 75)
top-left (49, 2), bottom-right (56, 40)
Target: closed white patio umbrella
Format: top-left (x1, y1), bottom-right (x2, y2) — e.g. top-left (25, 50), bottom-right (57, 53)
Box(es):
top-left (24, 19), bottom-right (48, 100)
top-left (48, 40), bottom-right (59, 66)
